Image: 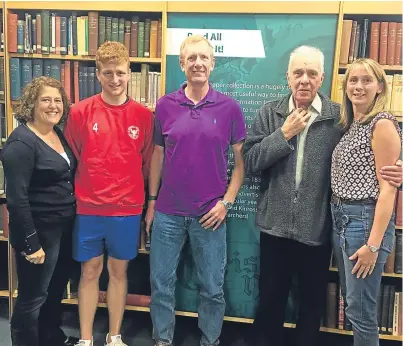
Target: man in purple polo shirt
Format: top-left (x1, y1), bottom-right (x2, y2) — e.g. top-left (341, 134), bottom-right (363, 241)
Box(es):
top-left (145, 34), bottom-right (246, 346)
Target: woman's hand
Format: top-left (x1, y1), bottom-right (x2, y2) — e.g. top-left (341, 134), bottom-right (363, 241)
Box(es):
top-left (25, 248), bottom-right (45, 264)
top-left (349, 245), bottom-right (378, 279)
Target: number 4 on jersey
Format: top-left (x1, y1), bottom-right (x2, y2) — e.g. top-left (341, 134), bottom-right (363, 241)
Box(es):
top-left (93, 123), bottom-right (98, 132)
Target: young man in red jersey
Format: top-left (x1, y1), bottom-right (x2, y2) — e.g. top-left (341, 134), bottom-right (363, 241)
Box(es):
top-left (64, 41), bottom-right (154, 346)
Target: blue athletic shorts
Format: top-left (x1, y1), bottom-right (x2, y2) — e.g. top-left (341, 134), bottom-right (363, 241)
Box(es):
top-left (72, 215), bottom-right (141, 262)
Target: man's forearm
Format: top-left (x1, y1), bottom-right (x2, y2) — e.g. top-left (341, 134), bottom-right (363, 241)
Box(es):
top-left (224, 164), bottom-right (245, 204)
top-left (148, 149), bottom-right (164, 197)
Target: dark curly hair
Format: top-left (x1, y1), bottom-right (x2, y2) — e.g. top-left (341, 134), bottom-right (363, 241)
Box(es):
top-left (14, 76), bottom-right (71, 124)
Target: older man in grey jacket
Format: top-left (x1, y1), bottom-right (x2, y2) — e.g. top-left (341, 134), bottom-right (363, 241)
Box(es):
top-left (243, 45), bottom-right (402, 346)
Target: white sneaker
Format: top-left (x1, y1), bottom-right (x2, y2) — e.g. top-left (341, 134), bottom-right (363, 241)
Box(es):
top-left (75, 340), bottom-right (93, 346)
top-left (105, 333), bottom-right (127, 346)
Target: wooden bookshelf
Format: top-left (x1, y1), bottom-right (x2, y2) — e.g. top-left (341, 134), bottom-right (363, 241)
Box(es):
top-left (396, 225), bottom-right (402, 230)
top-left (0, 290), bottom-right (9, 298)
top-left (167, 1), bottom-right (340, 14)
top-left (138, 248), bottom-right (150, 255)
top-left (342, 1), bottom-right (403, 15)
top-left (5, 1), bottom-right (165, 12)
top-left (0, 234), bottom-right (7, 242)
top-left (60, 297), bottom-right (403, 340)
top-left (1, 3), bottom-right (402, 343)
top-left (8, 53), bottom-right (162, 64)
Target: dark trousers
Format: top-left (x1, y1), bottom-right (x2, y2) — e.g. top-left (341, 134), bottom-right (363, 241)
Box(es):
top-left (11, 221), bottom-right (74, 346)
top-left (249, 233), bottom-right (331, 346)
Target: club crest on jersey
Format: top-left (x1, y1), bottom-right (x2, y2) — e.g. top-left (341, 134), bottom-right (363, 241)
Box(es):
top-left (128, 125), bottom-right (139, 139)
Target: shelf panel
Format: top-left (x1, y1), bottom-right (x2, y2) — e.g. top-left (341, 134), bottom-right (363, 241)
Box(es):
top-left (5, 1), bottom-right (165, 12)
top-left (342, 1), bottom-right (403, 15)
top-left (329, 267), bottom-right (402, 278)
top-left (138, 248), bottom-right (150, 255)
top-left (167, 1), bottom-right (339, 14)
top-left (0, 234), bottom-right (7, 242)
top-left (0, 290), bottom-right (9, 298)
top-left (8, 53), bottom-right (162, 64)
top-left (339, 64), bottom-right (403, 72)
top-left (396, 225), bottom-right (402, 230)
top-left (60, 297), bottom-right (403, 339)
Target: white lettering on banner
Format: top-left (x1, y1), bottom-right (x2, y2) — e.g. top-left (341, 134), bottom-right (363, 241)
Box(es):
top-left (166, 28), bottom-right (266, 58)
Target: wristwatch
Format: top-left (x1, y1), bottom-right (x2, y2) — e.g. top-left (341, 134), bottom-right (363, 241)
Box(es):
top-left (366, 243), bottom-right (380, 253)
top-left (220, 200), bottom-right (233, 211)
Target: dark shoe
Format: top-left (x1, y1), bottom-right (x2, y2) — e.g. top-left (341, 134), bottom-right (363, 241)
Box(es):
top-left (63, 336), bottom-right (80, 346)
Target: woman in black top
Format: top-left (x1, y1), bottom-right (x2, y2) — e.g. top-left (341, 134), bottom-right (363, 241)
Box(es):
top-left (1, 77), bottom-right (78, 346)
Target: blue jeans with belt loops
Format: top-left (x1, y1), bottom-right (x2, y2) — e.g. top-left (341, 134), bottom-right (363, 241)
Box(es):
top-left (149, 211), bottom-right (226, 346)
top-left (331, 201), bottom-right (395, 346)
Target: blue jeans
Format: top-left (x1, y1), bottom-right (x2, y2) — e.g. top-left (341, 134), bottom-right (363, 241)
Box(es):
top-left (150, 211), bottom-right (227, 346)
top-left (331, 201), bottom-right (395, 346)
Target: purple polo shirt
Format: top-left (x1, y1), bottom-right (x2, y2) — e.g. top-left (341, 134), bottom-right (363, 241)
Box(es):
top-left (154, 84), bottom-right (246, 217)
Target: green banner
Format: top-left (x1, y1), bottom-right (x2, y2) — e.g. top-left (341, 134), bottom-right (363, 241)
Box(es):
top-left (166, 13), bottom-right (338, 319)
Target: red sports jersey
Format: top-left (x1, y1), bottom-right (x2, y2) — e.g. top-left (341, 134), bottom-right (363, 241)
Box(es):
top-left (64, 94), bottom-right (154, 216)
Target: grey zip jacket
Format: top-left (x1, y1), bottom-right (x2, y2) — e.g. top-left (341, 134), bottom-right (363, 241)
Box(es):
top-left (243, 92), bottom-right (342, 246)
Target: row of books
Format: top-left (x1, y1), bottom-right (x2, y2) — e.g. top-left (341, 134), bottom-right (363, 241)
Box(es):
top-left (334, 73), bottom-right (402, 117)
top-left (0, 105), bottom-right (6, 144)
top-left (8, 11), bottom-right (162, 58)
top-left (0, 58), bottom-right (4, 101)
top-left (63, 283), bottom-right (151, 307)
top-left (324, 283), bottom-right (402, 336)
top-left (340, 20), bottom-right (402, 65)
top-left (9, 58), bottom-right (161, 109)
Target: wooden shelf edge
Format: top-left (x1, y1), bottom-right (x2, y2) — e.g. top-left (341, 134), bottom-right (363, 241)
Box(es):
top-left (43, 297), bottom-right (399, 338)
top-left (0, 235), bottom-right (8, 242)
top-left (8, 53), bottom-right (162, 64)
top-left (396, 225), bottom-right (403, 230)
top-left (339, 64), bottom-right (403, 71)
top-left (5, 1), bottom-right (165, 12)
top-left (138, 248), bottom-right (150, 254)
top-left (342, 1), bottom-right (403, 15)
top-left (0, 290), bottom-right (9, 297)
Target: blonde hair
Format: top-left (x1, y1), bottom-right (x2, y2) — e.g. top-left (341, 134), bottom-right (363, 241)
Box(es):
top-left (340, 58), bottom-right (389, 129)
top-left (179, 34), bottom-right (214, 63)
top-left (14, 76), bottom-right (70, 123)
top-left (96, 41), bottom-right (130, 71)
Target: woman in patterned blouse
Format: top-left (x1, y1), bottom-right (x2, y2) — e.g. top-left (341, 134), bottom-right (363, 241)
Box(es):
top-left (330, 58), bottom-right (401, 346)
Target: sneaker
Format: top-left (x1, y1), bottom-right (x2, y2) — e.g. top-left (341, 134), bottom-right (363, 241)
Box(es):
top-left (74, 341), bottom-right (92, 346)
top-left (105, 333), bottom-right (127, 346)
top-left (64, 336), bottom-right (80, 346)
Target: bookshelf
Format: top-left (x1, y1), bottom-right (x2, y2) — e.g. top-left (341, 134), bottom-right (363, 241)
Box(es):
top-left (0, 1), bottom-right (401, 344)
top-left (331, 0), bottom-right (403, 120)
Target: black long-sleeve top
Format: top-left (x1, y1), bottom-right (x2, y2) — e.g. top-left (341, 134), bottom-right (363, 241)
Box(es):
top-left (0, 124), bottom-right (77, 254)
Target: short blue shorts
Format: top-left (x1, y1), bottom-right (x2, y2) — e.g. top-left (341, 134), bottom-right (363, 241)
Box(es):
top-left (72, 215), bottom-right (141, 262)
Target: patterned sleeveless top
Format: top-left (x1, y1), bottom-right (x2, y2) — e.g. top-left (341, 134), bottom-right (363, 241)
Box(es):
top-left (331, 112), bottom-right (401, 200)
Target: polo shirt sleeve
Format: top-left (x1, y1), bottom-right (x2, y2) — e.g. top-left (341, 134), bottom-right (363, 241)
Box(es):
top-left (230, 101), bottom-right (247, 145)
top-left (2, 140), bottom-right (41, 255)
top-left (153, 108), bottom-right (165, 147)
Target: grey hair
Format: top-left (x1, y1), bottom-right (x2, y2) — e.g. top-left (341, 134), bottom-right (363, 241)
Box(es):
top-left (288, 45), bottom-right (325, 73)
